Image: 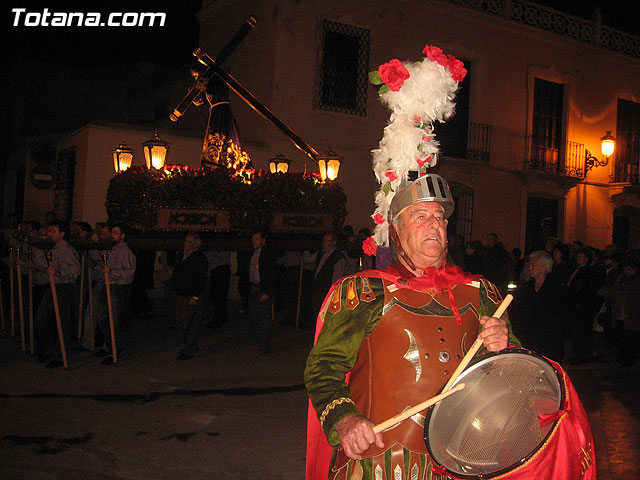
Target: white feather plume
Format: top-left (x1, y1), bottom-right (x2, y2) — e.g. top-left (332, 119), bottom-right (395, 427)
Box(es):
top-left (369, 47), bottom-right (464, 248)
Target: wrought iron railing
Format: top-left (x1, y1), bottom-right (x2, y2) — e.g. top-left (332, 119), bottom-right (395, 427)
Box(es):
top-left (524, 137), bottom-right (584, 178)
top-left (446, 0), bottom-right (640, 59)
top-left (467, 122), bottom-right (491, 162)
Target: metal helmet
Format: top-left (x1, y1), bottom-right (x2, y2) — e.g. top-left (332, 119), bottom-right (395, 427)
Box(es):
top-left (388, 173), bottom-right (455, 224)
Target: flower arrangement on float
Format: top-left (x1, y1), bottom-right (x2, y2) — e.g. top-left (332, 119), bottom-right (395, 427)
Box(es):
top-left (105, 164), bottom-right (346, 233)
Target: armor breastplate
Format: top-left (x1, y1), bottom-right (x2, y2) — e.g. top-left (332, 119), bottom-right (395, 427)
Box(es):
top-left (347, 279), bottom-right (481, 457)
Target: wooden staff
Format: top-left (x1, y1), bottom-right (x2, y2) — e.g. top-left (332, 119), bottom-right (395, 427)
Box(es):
top-left (103, 252), bottom-right (117, 365)
top-left (373, 382), bottom-right (466, 434)
top-left (295, 254), bottom-right (304, 329)
top-left (87, 263), bottom-right (94, 352)
top-left (16, 248), bottom-right (26, 352)
top-left (47, 252), bottom-right (68, 369)
top-left (27, 247), bottom-right (34, 355)
top-left (77, 252), bottom-right (85, 339)
top-left (441, 294), bottom-right (514, 393)
top-left (0, 277), bottom-right (5, 332)
top-left (9, 247), bottom-right (15, 337)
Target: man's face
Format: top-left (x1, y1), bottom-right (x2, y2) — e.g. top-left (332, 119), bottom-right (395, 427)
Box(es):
top-left (111, 227), bottom-right (124, 245)
top-left (184, 235), bottom-right (197, 254)
top-left (396, 202), bottom-right (448, 270)
top-left (47, 226), bottom-right (64, 244)
top-left (322, 234), bottom-right (336, 252)
top-left (251, 233), bottom-right (265, 250)
top-left (576, 252), bottom-right (588, 267)
top-left (99, 226), bottom-right (111, 239)
top-left (485, 234), bottom-right (497, 248)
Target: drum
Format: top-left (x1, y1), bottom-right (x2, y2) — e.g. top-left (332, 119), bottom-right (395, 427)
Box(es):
top-left (424, 349), bottom-right (564, 479)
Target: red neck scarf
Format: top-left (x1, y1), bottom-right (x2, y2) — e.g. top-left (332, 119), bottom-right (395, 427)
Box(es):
top-left (362, 262), bottom-right (482, 324)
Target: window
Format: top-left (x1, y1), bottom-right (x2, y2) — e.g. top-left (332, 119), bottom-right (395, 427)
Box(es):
top-left (54, 148), bottom-right (77, 222)
top-left (448, 182), bottom-right (474, 242)
top-left (528, 79), bottom-right (564, 173)
top-left (525, 196), bottom-right (559, 253)
top-left (317, 20), bottom-right (370, 116)
top-left (614, 98), bottom-right (640, 183)
top-left (435, 60), bottom-right (471, 159)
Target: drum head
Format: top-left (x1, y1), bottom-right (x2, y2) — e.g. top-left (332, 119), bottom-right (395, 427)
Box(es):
top-left (424, 350), bottom-right (563, 478)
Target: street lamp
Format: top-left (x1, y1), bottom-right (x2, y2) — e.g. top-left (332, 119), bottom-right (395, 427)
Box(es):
top-left (317, 149), bottom-right (342, 181)
top-left (585, 131), bottom-right (616, 172)
top-left (268, 153), bottom-right (290, 173)
top-left (143, 130), bottom-right (170, 170)
top-left (113, 141), bottom-right (134, 173)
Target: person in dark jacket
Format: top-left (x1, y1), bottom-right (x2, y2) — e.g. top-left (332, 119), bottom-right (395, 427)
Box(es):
top-left (247, 230), bottom-right (278, 354)
top-left (510, 250), bottom-right (570, 361)
top-left (171, 233), bottom-right (208, 360)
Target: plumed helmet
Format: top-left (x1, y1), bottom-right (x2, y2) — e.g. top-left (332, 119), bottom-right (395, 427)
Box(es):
top-left (388, 173), bottom-right (455, 225)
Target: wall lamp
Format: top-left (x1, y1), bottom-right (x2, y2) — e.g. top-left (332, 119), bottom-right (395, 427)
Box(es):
top-left (585, 131), bottom-right (615, 172)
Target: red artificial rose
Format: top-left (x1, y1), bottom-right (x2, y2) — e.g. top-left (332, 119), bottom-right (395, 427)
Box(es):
top-left (377, 59), bottom-right (410, 92)
top-left (385, 169), bottom-right (398, 182)
top-left (423, 44), bottom-right (447, 64)
top-left (373, 213), bottom-right (385, 225)
top-left (362, 236), bottom-right (378, 256)
top-left (446, 55), bottom-right (467, 82)
top-left (416, 155), bottom-right (432, 168)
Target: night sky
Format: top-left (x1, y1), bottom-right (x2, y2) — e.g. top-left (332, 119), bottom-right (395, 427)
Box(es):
top-left (2, 1), bottom-right (201, 67)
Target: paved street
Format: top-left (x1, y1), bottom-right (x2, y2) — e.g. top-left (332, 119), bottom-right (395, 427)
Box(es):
top-left (1, 300), bottom-right (639, 479)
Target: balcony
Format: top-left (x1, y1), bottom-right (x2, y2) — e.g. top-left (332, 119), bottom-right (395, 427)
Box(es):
top-left (524, 137), bottom-right (585, 179)
top-left (612, 138), bottom-right (640, 184)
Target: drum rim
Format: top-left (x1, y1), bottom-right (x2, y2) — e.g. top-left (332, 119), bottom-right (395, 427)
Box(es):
top-left (423, 348), bottom-right (565, 479)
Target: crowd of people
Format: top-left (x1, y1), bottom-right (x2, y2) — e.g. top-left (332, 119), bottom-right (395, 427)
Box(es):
top-left (2, 209), bottom-right (638, 371)
top-left (448, 231), bottom-right (640, 367)
top-left (0, 210), bottom-right (376, 367)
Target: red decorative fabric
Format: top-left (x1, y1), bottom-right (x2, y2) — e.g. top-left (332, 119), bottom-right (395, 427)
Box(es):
top-left (443, 359), bottom-right (596, 480)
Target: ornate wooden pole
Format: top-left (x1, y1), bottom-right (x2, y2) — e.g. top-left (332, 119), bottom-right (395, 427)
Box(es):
top-left (47, 252), bottom-right (68, 369)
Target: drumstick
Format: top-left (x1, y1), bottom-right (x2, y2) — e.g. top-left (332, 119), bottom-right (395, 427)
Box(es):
top-left (47, 252), bottom-right (68, 369)
top-left (103, 252), bottom-right (117, 365)
top-left (442, 294), bottom-right (513, 392)
top-left (373, 383), bottom-right (466, 434)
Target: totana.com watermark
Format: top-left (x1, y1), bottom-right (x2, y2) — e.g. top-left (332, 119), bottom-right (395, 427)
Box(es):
top-left (11, 8), bottom-right (166, 27)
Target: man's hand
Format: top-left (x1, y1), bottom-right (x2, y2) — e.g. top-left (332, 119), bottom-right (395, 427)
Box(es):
top-left (335, 414), bottom-right (384, 460)
top-left (478, 316), bottom-right (509, 351)
top-left (259, 293), bottom-right (269, 302)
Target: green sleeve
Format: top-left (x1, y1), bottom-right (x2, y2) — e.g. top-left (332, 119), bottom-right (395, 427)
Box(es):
top-left (304, 276), bottom-right (385, 446)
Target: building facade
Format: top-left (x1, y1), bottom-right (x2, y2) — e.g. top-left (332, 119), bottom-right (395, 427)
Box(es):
top-left (4, 0), bottom-right (640, 253)
top-left (194, 0), bottom-right (640, 251)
